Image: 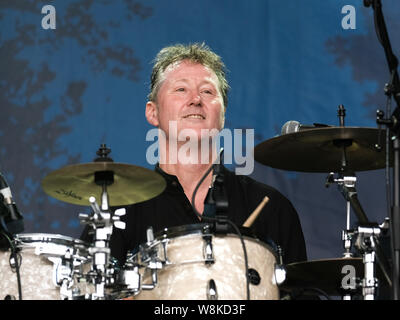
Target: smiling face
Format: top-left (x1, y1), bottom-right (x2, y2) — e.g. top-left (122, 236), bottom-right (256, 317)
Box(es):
top-left (146, 60), bottom-right (225, 142)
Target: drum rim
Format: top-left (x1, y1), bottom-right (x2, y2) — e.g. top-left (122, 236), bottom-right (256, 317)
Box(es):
top-left (152, 223), bottom-right (279, 259)
top-left (155, 223), bottom-right (254, 238)
top-left (14, 233), bottom-right (89, 247)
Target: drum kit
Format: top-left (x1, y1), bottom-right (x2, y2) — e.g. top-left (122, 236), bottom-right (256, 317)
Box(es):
top-left (0, 144), bottom-right (282, 300)
top-left (0, 103), bottom-right (398, 300)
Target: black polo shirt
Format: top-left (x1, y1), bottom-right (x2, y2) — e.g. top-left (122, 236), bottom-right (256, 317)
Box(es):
top-left (91, 165), bottom-right (307, 266)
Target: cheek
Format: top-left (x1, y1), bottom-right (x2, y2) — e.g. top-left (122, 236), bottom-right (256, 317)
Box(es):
top-left (157, 99), bottom-right (173, 118)
top-left (158, 95), bottom-right (181, 115)
top-left (158, 110), bottom-right (172, 129)
top-left (211, 100), bottom-right (225, 128)
top-left (157, 105), bottom-right (180, 132)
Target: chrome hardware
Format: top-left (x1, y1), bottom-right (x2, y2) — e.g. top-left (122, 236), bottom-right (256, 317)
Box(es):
top-left (273, 264), bottom-right (286, 286)
top-left (203, 234), bottom-right (214, 264)
top-left (207, 279), bottom-right (218, 300)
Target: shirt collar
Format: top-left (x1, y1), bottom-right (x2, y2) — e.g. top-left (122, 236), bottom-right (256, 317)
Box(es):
top-left (154, 163), bottom-right (230, 187)
top-left (154, 163), bottom-right (182, 189)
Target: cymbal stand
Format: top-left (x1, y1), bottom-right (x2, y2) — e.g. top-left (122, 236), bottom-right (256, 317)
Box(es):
top-left (327, 171), bottom-right (393, 299)
top-left (77, 145), bottom-right (123, 299)
top-left (91, 193), bottom-right (113, 300)
top-left (78, 179), bottom-right (126, 299)
top-left (327, 173), bottom-right (357, 259)
top-left (326, 172), bottom-right (359, 300)
top-left (354, 225), bottom-right (381, 300)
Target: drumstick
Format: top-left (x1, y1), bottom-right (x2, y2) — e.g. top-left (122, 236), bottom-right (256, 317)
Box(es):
top-left (242, 196), bottom-right (270, 228)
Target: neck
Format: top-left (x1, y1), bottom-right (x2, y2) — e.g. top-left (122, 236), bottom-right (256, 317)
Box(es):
top-left (159, 136), bottom-right (219, 184)
top-left (160, 162), bottom-right (213, 183)
top-left (159, 140), bottom-right (219, 216)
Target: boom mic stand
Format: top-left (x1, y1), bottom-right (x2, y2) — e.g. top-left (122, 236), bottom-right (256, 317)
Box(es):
top-left (364, 0), bottom-right (400, 300)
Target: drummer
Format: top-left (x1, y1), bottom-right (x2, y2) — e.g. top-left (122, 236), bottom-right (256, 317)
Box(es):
top-left (82, 43), bottom-right (307, 267)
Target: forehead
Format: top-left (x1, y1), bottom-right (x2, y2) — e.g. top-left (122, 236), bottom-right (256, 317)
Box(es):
top-left (162, 60), bottom-right (219, 85)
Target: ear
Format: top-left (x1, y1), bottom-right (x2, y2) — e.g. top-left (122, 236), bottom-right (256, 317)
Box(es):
top-left (145, 101), bottom-right (159, 127)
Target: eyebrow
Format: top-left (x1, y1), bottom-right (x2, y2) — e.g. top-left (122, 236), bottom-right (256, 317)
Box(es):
top-left (172, 78), bottom-right (217, 87)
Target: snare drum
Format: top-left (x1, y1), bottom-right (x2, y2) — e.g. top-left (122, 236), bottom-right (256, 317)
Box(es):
top-left (0, 233), bottom-right (91, 300)
top-left (127, 224), bottom-right (280, 300)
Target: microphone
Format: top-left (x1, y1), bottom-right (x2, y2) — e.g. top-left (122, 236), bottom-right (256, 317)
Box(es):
top-left (203, 148), bottom-right (226, 218)
top-left (281, 120), bottom-right (331, 135)
top-left (212, 148), bottom-right (224, 187)
top-left (0, 172), bottom-right (24, 235)
top-left (203, 149), bottom-right (229, 234)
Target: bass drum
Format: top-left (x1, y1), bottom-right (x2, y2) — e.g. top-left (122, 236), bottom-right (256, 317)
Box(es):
top-left (0, 233), bottom-right (91, 300)
top-left (128, 224), bottom-right (281, 300)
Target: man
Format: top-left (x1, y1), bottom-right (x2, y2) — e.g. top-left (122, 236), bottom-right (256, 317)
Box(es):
top-left (104, 43), bottom-right (307, 269)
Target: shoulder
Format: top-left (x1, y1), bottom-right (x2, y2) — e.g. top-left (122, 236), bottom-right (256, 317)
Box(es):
top-left (225, 167), bottom-right (293, 207)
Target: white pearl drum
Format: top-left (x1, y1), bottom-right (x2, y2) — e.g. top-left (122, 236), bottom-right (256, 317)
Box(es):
top-left (0, 233), bottom-right (91, 300)
top-left (0, 226), bottom-right (282, 300)
top-left (123, 224), bottom-right (281, 300)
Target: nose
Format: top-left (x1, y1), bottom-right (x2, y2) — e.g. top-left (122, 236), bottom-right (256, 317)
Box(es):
top-left (189, 91), bottom-right (202, 106)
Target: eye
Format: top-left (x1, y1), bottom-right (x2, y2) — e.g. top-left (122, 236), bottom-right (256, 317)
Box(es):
top-left (202, 89), bottom-right (213, 95)
top-left (176, 87), bottom-right (185, 92)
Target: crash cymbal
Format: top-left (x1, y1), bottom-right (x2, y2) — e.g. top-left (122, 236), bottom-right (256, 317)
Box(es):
top-left (41, 162), bottom-right (166, 206)
top-left (280, 257), bottom-right (388, 296)
top-left (254, 127), bottom-right (392, 172)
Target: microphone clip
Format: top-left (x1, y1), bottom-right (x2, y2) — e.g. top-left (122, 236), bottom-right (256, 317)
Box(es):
top-left (204, 163), bottom-right (229, 234)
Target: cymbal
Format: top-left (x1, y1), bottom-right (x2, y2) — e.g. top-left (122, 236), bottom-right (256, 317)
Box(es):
top-left (280, 257), bottom-right (388, 296)
top-left (41, 162), bottom-right (166, 206)
top-left (254, 127), bottom-right (392, 172)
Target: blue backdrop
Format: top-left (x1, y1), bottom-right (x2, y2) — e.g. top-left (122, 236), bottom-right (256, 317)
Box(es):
top-left (1, 0), bottom-right (399, 261)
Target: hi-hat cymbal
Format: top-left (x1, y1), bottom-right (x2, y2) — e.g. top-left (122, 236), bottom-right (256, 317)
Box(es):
top-left (254, 127), bottom-right (392, 172)
top-left (41, 162), bottom-right (166, 206)
top-left (280, 257), bottom-right (389, 296)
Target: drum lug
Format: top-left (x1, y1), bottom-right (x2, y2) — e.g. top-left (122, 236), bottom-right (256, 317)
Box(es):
top-left (49, 257), bottom-right (72, 287)
top-left (141, 269), bottom-right (159, 290)
top-left (118, 267), bottom-right (141, 292)
top-left (273, 245), bottom-right (287, 285)
top-left (202, 234), bottom-right (214, 264)
top-left (207, 279), bottom-right (218, 300)
top-left (60, 280), bottom-right (82, 300)
top-left (48, 256), bottom-right (77, 299)
top-left (140, 227), bottom-right (163, 290)
top-left (273, 264), bottom-right (287, 286)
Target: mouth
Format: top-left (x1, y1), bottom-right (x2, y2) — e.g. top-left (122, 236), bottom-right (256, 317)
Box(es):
top-left (182, 114), bottom-right (205, 120)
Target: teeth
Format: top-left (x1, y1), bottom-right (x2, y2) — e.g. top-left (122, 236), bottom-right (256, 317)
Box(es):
top-left (184, 114), bottom-right (204, 119)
